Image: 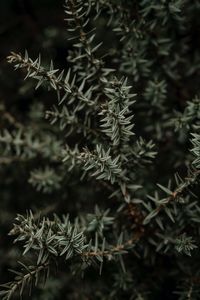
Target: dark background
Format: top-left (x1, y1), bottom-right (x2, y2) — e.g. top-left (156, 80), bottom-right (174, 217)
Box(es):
top-left (0, 0), bottom-right (68, 286)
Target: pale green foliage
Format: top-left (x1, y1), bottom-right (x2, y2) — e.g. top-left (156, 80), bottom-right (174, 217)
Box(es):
top-left (175, 233), bottom-right (197, 256)
top-left (1, 0), bottom-right (200, 299)
top-left (99, 77), bottom-right (135, 146)
top-left (173, 97), bottom-right (200, 131)
top-left (81, 145), bottom-right (122, 184)
top-left (0, 128), bottom-right (61, 160)
top-left (9, 212), bottom-right (87, 260)
top-left (144, 77), bottom-right (167, 108)
top-left (0, 263), bottom-right (49, 300)
top-left (29, 167), bottom-right (62, 193)
top-left (191, 133), bottom-right (200, 168)
top-left (86, 206), bottom-right (114, 236)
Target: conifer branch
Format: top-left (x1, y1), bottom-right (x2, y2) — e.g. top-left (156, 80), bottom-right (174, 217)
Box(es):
top-left (7, 51), bottom-right (95, 107)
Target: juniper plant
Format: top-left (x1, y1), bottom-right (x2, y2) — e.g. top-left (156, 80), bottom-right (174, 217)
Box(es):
top-left (1, 0), bottom-right (200, 299)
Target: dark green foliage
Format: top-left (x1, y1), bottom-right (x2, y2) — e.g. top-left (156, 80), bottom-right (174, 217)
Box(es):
top-left (1, 0), bottom-right (200, 299)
